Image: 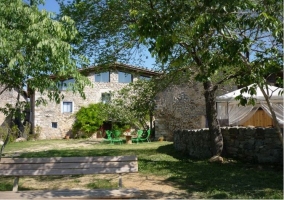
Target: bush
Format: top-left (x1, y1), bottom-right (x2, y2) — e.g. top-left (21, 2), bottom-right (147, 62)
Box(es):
top-left (72, 103), bottom-right (107, 138)
top-left (22, 122), bottom-right (31, 138)
top-left (112, 123), bottom-right (131, 133)
top-left (0, 125), bottom-right (8, 141)
top-left (0, 124), bottom-right (17, 143)
top-left (27, 133), bottom-right (40, 141)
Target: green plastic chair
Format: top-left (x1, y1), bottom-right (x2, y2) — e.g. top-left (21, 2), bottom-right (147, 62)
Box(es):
top-left (139, 129), bottom-right (151, 142)
top-left (112, 130), bottom-right (123, 144)
top-left (132, 130), bottom-right (143, 144)
top-left (105, 130), bottom-right (113, 144)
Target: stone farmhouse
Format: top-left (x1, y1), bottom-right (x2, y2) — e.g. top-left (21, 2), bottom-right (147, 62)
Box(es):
top-left (29, 63), bottom-right (159, 139)
top-left (0, 65), bottom-right (234, 141)
top-left (0, 63), bottom-right (240, 141)
top-left (2, 64), bottom-right (211, 141)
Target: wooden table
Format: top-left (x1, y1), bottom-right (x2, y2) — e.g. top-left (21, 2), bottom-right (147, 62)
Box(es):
top-left (125, 135), bottom-right (132, 144)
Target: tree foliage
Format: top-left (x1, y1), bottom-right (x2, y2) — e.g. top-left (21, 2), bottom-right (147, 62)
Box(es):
top-left (0, 0), bottom-right (91, 105)
top-left (0, 0), bottom-right (92, 157)
top-left (114, 79), bottom-right (157, 129)
top-left (57, 0), bottom-right (150, 66)
top-left (129, 0), bottom-right (283, 150)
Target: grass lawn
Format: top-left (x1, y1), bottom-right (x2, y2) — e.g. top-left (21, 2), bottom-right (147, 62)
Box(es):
top-left (0, 139), bottom-right (283, 199)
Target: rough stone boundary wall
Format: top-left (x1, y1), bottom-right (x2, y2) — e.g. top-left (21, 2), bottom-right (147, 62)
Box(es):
top-left (174, 127), bottom-right (283, 164)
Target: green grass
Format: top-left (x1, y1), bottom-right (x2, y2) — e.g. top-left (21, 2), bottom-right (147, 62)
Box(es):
top-left (86, 179), bottom-right (117, 189)
top-left (1, 140), bottom-right (283, 199)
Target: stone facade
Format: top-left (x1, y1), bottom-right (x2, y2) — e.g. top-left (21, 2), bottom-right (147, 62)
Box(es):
top-left (173, 127), bottom-right (283, 164)
top-left (30, 65), bottom-right (158, 139)
top-left (154, 81), bottom-right (236, 141)
top-left (0, 85), bottom-right (27, 126)
top-left (154, 82), bottom-right (206, 141)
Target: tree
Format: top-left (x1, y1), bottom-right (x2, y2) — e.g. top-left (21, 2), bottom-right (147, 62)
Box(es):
top-left (59, 0), bottom-right (283, 156)
top-left (128, 0), bottom-right (282, 152)
top-left (224, 0), bottom-right (283, 144)
top-left (0, 0), bottom-right (91, 157)
top-left (0, 0), bottom-right (90, 101)
top-left (114, 79), bottom-right (156, 130)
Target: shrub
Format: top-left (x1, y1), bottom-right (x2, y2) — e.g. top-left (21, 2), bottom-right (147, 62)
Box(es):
top-left (0, 124), bottom-right (17, 143)
top-left (22, 122), bottom-right (31, 138)
top-left (27, 133), bottom-right (40, 141)
top-left (10, 125), bottom-right (19, 141)
top-left (72, 103), bottom-right (107, 138)
top-left (0, 125), bottom-right (9, 143)
top-left (112, 123), bottom-right (131, 133)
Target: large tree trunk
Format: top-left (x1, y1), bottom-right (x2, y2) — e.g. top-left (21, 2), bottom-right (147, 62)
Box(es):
top-left (203, 81), bottom-right (223, 156)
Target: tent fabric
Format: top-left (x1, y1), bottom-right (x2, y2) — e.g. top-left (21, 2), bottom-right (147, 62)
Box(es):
top-left (260, 101), bottom-right (284, 125)
top-left (228, 105), bottom-right (258, 125)
top-left (216, 84), bottom-right (283, 102)
top-left (216, 84), bottom-right (283, 126)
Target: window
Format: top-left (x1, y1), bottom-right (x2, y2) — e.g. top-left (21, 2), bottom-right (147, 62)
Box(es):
top-left (118, 71), bottom-right (132, 83)
top-left (62, 102), bottom-right (73, 113)
top-left (95, 72), bottom-right (110, 82)
top-left (139, 75), bottom-right (150, 81)
top-left (101, 92), bottom-right (111, 104)
top-left (59, 79), bottom-right (75, 90)
top-left (52, 122), bottom-right (58, 128)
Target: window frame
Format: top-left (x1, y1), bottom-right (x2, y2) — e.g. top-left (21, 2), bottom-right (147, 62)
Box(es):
top-left (94, 71), bottom-right (110, 82)
top-left (118, 71), bottom-right (133, 83)
top-left (62, 101), bottom-right (73, 113)
top-left (101, 92), bottom-right (111, 104)
top-left (59, 79), bottom-right (75, 91)
top-left (139, 75), bottom-right (151, 81)
top-left (51, 122), bottom-right (58, 128)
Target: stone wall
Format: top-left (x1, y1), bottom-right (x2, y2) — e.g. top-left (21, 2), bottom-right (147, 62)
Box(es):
top-left (173, 127), bottom-right (283, 164)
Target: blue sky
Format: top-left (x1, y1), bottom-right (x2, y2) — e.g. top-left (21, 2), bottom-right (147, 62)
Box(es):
top-left (39, 0), bottom-right (156, 69)
top-left (38, 0), bottom-right (60, 13)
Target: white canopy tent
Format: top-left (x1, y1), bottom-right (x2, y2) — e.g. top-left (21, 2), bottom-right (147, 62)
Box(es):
top-left (216, 84), bottom-right (284, 126)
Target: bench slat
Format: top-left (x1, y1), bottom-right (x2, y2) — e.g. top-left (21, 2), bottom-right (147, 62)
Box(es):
top-left (0, 189), bottom-right (140, 199)
top-left (0, 161), bottom-right (137, 170)
top-left (0, 167), bottom-right (138, 176)
top-left (0, 156), bottom-right (137, 164)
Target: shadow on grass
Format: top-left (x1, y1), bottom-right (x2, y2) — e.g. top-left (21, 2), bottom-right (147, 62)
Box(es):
top-left (155, 144), bottom-right (283, 199)
top-left (8, 142), bottom-right (283, 199)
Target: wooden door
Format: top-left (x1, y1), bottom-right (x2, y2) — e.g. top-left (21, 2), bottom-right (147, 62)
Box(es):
top-left (241, 109), bottom-right (273, 127)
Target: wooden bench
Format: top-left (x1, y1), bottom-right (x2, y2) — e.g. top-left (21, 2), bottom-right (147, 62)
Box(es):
top-left (0, 155), bottom-right (139, 199)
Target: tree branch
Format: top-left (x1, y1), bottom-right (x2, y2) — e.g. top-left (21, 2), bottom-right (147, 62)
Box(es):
top-left (0, 86), bottom-right (9, 96)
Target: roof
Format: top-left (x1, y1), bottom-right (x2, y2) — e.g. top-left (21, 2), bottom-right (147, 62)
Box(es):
top-left (216, 84), bottom-right (283, 102)
top-left (79, 63), bottom-right (160, 77)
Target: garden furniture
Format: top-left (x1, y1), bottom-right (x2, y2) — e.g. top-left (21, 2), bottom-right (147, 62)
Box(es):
top-left (139, 129), bottom-right (151, 142)
top-left (105, 130), bottom-right (113, 144)
top-left (131, 130), bottom-right (143, 144)
top-left (0, 155), bottom-right (139, 199)
top-left (112, 130), bottom-right (123, 144)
